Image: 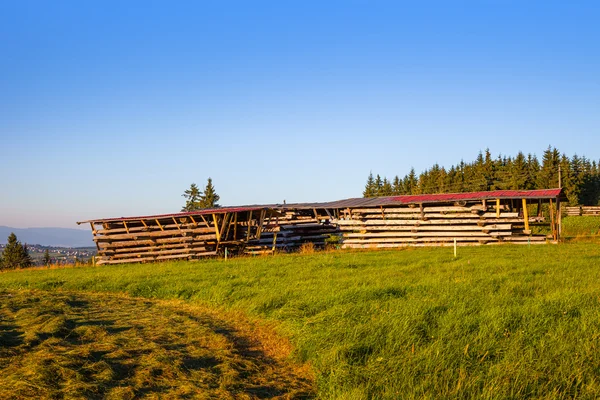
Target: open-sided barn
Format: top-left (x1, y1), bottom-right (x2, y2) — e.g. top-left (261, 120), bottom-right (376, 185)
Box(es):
top-left (79, 188), bottom-right (564, 265)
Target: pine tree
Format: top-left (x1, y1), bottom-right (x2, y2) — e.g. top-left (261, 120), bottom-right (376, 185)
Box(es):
top-left (21, 244), bottom-right (33, 268)
top-left (363, 172), bottom-right (376, 197)
top-left (508, 152), bottom-right (528, 189)
top-left (43, 249), bottom-right (51, 266)
top-left (380, 178), bottom-right (393, 196)
top-left (181, 183), bottom-right (202, 211)
top-left (406, 168), bottom-right (418, 194)
top-left (374, 175), bottom-right (383, 197)
top-left (537, 146), bottom-right (560, 189)
top-left (392, 175), bottom-right (403, 195)
top-left (199, 177), bottom-right (220, 208)
top-left (1, 233), bottom-right (29, 269)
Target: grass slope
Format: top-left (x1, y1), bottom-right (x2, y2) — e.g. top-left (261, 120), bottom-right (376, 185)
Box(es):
top-left (2, 243), bottom-right (600, 399)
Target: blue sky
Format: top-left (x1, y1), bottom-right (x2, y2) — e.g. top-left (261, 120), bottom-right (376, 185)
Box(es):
top-left (1, 0), bottom-right (599, 228)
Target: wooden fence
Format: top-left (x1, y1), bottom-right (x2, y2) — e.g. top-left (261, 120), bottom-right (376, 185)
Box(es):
top-left (565, 206), bottom-right (600, 216)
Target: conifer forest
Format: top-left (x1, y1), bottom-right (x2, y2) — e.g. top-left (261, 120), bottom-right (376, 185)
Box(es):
top-left (363, 146), bottom-right (600, 206)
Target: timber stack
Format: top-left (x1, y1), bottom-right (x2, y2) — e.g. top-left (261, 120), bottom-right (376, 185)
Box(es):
top-left (333, 200), bottom-right (548, 248)
top-left (85, 208), bottom-right (274, 265)
top-left (79, 189), bottom-right (565, 265)
top-left (244, 211), bottom-right (339, 254)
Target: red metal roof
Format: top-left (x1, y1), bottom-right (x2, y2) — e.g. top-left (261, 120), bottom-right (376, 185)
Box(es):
top-left (78, 189), bottom-right (563, 224)
top-left (277, 189), bottom-right (564, 209)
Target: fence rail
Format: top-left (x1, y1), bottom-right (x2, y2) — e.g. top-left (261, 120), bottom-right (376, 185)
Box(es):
top-left (565, 206), bottom-right (600, 216)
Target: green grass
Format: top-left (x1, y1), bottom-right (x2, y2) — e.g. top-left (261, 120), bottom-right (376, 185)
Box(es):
top-left (0, 290), bottom-right (314, 399)
top-left (562, 216), bottom-right (600, 239)
top-left (2, 243), bottom-right (600, 399)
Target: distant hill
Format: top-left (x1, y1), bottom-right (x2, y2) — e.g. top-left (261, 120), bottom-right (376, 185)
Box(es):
top-left (0, 226), bottom-right (94, 248)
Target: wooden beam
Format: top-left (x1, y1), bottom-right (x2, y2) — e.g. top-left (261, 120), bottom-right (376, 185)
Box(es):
top-left (256, 209), bottom-right (266, 239)
top-left (199, 214), bottom-right (209, 228)
top-left (522, 198), bottom-right (530, 233)
top-left (189, 215), bottom-right (198, 227)
top-left (246, 210), bottom-right (253, 240)
top-left (172, 217), bottom-right (182, 232)
top-left (557, 197), bottom-right (562, 240)
top-left (549, 199), bottom-right (556, 240)
top-left (496, 199), bottom-right (500, 218)
top-left (233, 212), bottom-right (238, 241)
top-left (212, 214), bottom-right (221, 241)
top-left (123, 221), bottom-right (130, 234)
top-left (155, 219), bottom-right (164, 231)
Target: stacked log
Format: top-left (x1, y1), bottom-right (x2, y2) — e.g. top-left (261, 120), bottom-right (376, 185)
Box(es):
top-left (92, 217), bottom-right (218, 265)
top-left (244, 212), bottom-right (338, 254)
top-left (565, 207), bottom-right (582, 216)
top-left (565, 206), bottom-right (600, 216)
top-left (333, 202), bottom-right (548, 249)
top-left (580, 206), bottom-right (600, 216)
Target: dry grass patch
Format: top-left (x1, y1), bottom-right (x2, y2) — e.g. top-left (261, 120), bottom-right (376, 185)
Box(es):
top-left (0, 290), bottom-right (314, 399)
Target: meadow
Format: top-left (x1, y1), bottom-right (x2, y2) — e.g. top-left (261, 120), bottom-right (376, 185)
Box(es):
top-left (2, 239), bottom-right (600, 399)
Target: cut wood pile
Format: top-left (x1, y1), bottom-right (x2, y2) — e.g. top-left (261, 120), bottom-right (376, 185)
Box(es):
top-left (565, 206), bottom-right (600, 216)
top-left (333, 201), bottom-right (550, 249)
top-left (244, 211), bottom-right (339, 254)
top-left (89, 209), bottom-right (273, 265)
top-left (91, 217), bottom-right (219, 265)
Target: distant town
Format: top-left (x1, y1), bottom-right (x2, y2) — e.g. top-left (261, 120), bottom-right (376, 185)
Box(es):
top-left (0, 243), bottom-right (97, 265)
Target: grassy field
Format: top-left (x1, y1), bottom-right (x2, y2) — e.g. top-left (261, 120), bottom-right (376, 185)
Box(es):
top-left (562, 216), bottom-right (600, 239)
top-left (2, 242), bottom-right (600, 399)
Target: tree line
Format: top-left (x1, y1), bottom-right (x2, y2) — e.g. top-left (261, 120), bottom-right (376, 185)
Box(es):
top-left (363, 146), bottom-right (600, 206)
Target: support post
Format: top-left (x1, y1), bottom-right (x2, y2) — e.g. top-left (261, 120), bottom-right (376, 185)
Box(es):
top-left (453, 238), bottom-right (457, 258)
top-left (522, 198), bottom-right (530, 233)
top-left (557, 196), bottom-right (562, 240)
top-left (496, 199), bottom-right (501, 218)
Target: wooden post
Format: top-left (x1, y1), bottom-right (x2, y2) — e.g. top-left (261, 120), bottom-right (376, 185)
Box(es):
top-left (233, 212), bottom-right (238, 241)
top-left (212, 214), bottom-right (221, 241)
top-left (557, 196), bottom-right (562, 240)
top-left (246, 211), bottom-right (253, 240)
top-left (549, 199), bottom-right (556, 240)
top-left (272, 233), bottom-right (278, 252)
top-left (496, 199), bottom-right (501, 218)
top-left (90, 222), bottom-right (100, 252)
top-left (453, 238), bottom-right (457, 258)
top-left (522, 199), bottom-right (530, 233)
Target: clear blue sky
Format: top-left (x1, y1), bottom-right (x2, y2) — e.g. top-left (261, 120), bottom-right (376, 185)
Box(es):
top-left (1, 0), bottom-right (599, 228)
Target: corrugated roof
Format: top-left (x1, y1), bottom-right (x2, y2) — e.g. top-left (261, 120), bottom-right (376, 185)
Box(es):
top-left (77, 206), bottom-right (271, 224)
top-left (78, 189), bottom-right (563, 224)
top-left (278, 188), bottom-right (564, 209)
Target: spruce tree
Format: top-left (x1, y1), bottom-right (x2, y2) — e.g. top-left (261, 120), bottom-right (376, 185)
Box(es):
top-left (181, 183), bottom-right (202, 211)
top-left (43, 249), bottom-right (51, 266)
top-left (380, 178), bottom-right (393, 196)
top-left (21, 244), bottom-right (33, 268)
top-left (363, 172), bottom-right (376, 197)
top-left (199, 178), bottom-right (220, 208)
top-left (1, 233), bottom-right (28, 269)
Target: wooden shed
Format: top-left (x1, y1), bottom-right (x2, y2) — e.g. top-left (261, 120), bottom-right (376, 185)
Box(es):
top-left (79, 188), bottom-right (564, 264)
